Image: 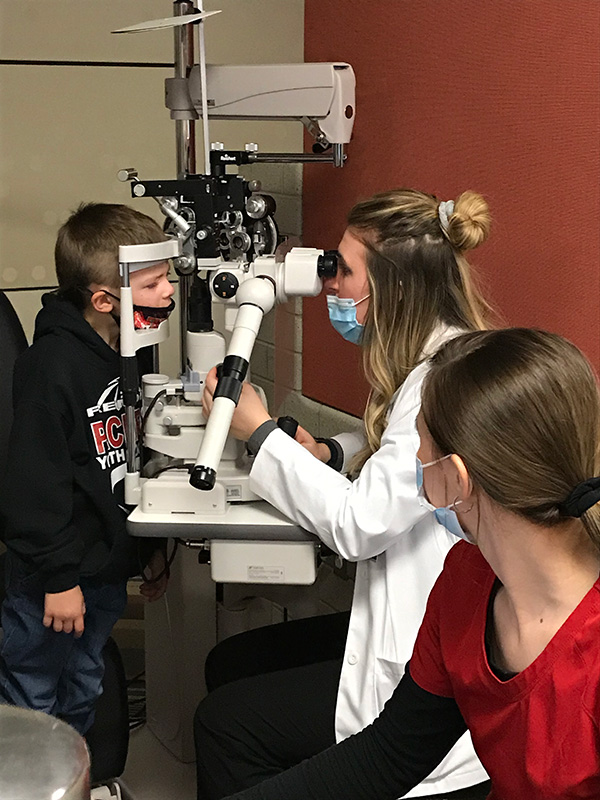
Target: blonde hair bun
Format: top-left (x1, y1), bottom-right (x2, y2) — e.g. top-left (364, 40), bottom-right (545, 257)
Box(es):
top-left (446, 191), bottom-right (491, 252)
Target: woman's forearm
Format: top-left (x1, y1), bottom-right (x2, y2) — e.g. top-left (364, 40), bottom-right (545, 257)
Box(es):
top-left (223, 667), bottom-right (466, 800)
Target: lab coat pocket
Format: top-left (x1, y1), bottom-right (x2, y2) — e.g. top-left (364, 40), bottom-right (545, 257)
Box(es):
top-left (374, 656), bottom-right (406, 713)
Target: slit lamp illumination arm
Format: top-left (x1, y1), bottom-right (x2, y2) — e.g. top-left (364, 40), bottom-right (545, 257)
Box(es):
top-left (189, 277), bottom-right (276, 490)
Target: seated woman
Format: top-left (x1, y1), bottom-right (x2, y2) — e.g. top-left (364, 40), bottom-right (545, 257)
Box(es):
top-left (221, 327), bottom-right (600, 800)
top-left (197, 189), bottom-right (492, 800)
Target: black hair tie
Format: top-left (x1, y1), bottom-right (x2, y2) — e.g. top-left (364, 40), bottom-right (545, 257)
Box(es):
top-left (559, 476), bottom-right (600, 518)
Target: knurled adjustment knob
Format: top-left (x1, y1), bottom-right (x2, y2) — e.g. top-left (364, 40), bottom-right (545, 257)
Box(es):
top-left (189, 465), bottom-right (216, 491)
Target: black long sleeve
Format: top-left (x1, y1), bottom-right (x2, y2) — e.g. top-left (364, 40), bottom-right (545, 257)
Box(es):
top-left (2, 397), bottom-right (83, 590)
top-left (224, 663), bottom-right (467, 800)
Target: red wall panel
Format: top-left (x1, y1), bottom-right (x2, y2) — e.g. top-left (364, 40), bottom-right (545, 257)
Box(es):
top-left (302, 0), bottom-right (600, 418)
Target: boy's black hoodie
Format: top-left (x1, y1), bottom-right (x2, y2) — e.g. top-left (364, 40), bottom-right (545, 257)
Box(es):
top-left (1, 293), bottom-right (147, 593)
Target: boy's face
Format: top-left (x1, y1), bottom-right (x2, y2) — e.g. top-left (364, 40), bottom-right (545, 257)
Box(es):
top-left (129, 261), bottom-right (174, 308)
top-left (87, 260), bottom-right (175, 334)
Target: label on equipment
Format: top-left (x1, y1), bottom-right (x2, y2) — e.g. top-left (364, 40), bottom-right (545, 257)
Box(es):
top-left (226, 485), bottom-right (242, 499)
top-left (247, 565), bottom-right (285, 582)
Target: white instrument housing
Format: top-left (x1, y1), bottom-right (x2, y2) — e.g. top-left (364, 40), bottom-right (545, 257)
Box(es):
top-left (185, 63), bottom-right (355, 146)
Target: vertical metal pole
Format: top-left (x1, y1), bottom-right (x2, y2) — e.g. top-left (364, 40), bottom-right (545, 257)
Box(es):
top-left (173, 0), bottom-right (196, 179)
top-left (195, 0), bottom-right (211, 176)
top-left (145, 9), bottom-right (217, 765)
top-left (173, 0), bottom-right (196, 374)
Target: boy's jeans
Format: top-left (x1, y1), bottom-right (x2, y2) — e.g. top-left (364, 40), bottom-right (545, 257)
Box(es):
top-left (0, 552), bottom-right (127, 734)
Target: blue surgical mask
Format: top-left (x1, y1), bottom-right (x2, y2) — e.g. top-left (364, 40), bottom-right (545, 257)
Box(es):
top-left (416, 455), bottom-right (475, 545)
top-left (326, 294), bottom-right (369, 344)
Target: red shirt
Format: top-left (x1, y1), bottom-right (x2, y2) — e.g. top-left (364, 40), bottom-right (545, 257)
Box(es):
top-left (411, 541), bottom-right (600, 799)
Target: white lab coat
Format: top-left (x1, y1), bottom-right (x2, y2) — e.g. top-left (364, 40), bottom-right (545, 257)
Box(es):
top-left (248, 326), bottom-right (488, 796)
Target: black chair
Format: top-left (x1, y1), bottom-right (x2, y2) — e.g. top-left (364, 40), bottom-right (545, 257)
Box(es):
top-left (0, 290), bottom-right (129, 784)
top-left (0, 291), bottom-right (28, 479)
top-left (86, 635), bottom-right (130, 783)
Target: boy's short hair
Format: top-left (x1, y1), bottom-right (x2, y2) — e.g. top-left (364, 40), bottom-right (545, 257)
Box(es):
top-left (55, 203), bottom-right (167, 309)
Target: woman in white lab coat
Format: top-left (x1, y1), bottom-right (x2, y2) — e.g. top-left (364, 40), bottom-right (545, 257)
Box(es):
top-left (195, 189), bottom-right (493, 800)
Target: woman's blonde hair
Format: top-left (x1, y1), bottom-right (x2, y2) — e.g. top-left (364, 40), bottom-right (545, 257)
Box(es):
top-left (347, 188), bottom-right (492, 475)
top-left (421, 328), bottom-right (600, 549)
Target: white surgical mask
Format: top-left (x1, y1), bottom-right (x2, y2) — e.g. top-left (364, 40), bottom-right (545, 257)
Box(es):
top-left (416, 454), bottom-right (475, 544)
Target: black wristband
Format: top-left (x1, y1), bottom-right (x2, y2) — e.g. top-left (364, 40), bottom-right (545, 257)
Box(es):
top-left (247, 419), bottom-right (279, 456)
top-left (315, 437), bottom-right (344, 471)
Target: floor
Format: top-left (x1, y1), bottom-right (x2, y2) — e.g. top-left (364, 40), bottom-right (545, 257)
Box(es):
top-left (120, 725), bottom-right (196, 800)
top-left (113, 586), bottom-right (197, 800)
top-left (112, 569), bottom-right (354, 800)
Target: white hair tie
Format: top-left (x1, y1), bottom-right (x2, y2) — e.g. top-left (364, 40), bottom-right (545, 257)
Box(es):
top-left (438, 200), bottom-right (455, 233)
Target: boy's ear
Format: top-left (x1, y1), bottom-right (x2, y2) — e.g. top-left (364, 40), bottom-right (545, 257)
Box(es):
top-left (89, 287), bottom-right (118, 315)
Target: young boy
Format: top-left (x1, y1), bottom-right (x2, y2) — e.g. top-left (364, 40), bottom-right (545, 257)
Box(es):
top-left (0, 203), bottom-right (174, 734)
